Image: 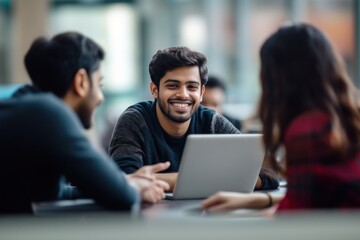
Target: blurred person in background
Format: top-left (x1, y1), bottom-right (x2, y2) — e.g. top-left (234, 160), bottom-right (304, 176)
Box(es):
top-left (201, 75), bottom-right (242, 131)
top-left (0, 32), bottom-right (169, 214)
top-left (202, 23), bottom-right (360, 212)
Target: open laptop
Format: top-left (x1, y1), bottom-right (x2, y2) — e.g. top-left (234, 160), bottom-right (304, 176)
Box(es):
top-left (167, 134), bottom-right (264, 200)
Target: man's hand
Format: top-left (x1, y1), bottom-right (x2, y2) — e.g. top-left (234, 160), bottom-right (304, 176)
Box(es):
top-left (127, 162), bottom-right (171, 203)
top-left (154, 173), bottom-right (178, 192)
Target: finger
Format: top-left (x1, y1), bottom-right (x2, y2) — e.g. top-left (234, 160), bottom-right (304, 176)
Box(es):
top-left (155, 186), bottom-right (166, 201)
top-left (143, 188), bottom-right (163, 203)
top-left (151, 186), bottom-right (165, 201)
top-left (207, 203), bottom-right (230, 212)
top-left (133, 174), bottom-right (155, 181)
top-left (148, 162), bottom-right (171, 174)
top-left (130, 169), bottom-right (155, 181)
top-left (128, 174), bottom-right (154, 185)
top-left (155, 179), bottom-right (170, 191)
top-left (201, 195), bottom-right (224, 209)
top-left (142, 190), bottom-right (156, 204)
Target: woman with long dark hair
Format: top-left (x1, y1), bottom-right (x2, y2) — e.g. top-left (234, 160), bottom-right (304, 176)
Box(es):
top-left (202, 23), bottom-right (360, 211)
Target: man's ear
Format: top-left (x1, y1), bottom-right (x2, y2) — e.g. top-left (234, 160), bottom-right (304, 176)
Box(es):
top-left (73, 68), bottom-right (90, 97)
top-left (200, 85), bottom-right (205, 102)
top-left (150, 82), bottom-right (158, 99)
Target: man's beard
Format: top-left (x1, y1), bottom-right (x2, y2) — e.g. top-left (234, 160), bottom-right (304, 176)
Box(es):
top-left (157, 97), bottom-right (197, 123)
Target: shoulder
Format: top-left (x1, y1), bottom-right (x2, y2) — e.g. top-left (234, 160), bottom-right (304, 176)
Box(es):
top-left (123, 101), bottom-right (154, 116)
top-left (129, 101), bottom-right (154, 111)
top-left (285, 111), bottom-right (330, 142)
top-left (8, 85), bottom-right (69, 119)
top-left (30, 94), bottom-right (73, 117)
top-left (13, 93), bottom-right (63, 112)
top-left (115, 101), bottom-right (156, 131)
top-left (11, 84), bottom-right (42, 98)
top-left (120, 101), bottom-right (154, 121)
top-left (194, 105), bottom-right (238, 134)
top-left (210, 111), bottom-right (240, 134)
top-left (3, 93), bottom-right (83, 139)
top-left (222, 113), bottom-right (242, 130)
top-left (2, 92), bottom-right (76, 123)
top-left (23, 94), bottom-right (82, 131)
top-left (195, 105), bottom-right (216, 119)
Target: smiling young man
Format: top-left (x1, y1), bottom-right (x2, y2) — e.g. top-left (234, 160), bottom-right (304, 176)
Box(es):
top-left (109, 47), bottom-right (279, 191)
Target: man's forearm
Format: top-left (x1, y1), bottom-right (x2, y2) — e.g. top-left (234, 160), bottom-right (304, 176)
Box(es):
top-left (154, 173), bottom-right (178, 192)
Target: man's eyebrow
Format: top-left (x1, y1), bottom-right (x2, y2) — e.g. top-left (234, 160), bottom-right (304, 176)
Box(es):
top-left (164, 79), bottom-right (180, 84)
top-left (164, 79), bottom-right (200, 85)
top-left (187, 80), bottom-right (200, 85)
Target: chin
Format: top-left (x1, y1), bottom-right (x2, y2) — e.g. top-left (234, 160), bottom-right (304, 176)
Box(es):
top-left (80, 117), bottom-right (92, 130)
top-left (83, 123), bottom-right (92, 130)
top-left (170, 114), bottom-right (192, 123)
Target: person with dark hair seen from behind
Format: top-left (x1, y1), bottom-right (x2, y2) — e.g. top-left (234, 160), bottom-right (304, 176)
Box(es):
top-left (109, 46), bottom-right (279, 192)
top-left (202, 75), bottom-right (242, 131)
top-left (202, 23), bottom-right (360, 212)
top-left (0, 32), bottom-right (170, 214)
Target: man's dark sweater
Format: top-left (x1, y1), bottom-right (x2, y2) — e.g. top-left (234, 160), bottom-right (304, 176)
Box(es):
top-left (0, 86), bottom-right (139, 213)
top-left (109, 101), bottom-right (279, 190)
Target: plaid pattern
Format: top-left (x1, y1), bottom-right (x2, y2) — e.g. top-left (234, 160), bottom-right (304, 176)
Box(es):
top-left (278, 111), bottom-right (360, 210)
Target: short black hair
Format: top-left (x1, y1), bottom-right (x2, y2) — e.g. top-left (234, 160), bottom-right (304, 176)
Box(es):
top-left (24, 31), bottom-right (105, 97)
top-left (205, 75), bottom-right (226, 92)
top-left (149, 46), bottom-right (208, 88)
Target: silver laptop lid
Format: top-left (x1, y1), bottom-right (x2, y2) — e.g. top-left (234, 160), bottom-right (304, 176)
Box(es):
top-left (172, 134), bottom-right (264, 200)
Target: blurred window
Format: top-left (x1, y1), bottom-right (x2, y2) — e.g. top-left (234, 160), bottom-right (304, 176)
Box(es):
top-left (50, 0), bottom-right (140, 135)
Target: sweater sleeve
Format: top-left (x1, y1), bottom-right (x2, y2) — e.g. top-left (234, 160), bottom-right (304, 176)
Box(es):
top-left (108, 107), bottom-right (147, 173)
top-left (258, 170), bottom-right (280, 190)
top-left (34, 99), bottom-right (140, 210)
top-left (211, 113), bottom-right (241, 134)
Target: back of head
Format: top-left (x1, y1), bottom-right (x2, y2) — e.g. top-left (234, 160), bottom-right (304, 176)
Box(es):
top-left (260, 23), bottom-right (345, 116)
top-left (149, 46), bottom-right (208, 87)
top-left (259, 23), bottom-right (360, 161)
top-left (205, 75), bottom-right (226, 92)
top-left (24, 32), bottom-right (104, 97)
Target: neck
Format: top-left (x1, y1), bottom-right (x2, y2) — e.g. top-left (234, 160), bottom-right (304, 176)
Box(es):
top-left (62, 92), bottom-right (79, 112)
top-left (156, 104), bottom-right (190, 137)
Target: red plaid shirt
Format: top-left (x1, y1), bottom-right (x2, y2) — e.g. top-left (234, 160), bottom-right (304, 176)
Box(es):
top-left (278, 111), bottom-right (360, 210)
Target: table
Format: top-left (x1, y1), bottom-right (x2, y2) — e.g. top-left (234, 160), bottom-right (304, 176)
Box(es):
top-left (2, 187), bottom-right (359, 240)
top-left (1, 210), bottom-right (360, 240)
top-left (32, 187), bottom-right (286, 218)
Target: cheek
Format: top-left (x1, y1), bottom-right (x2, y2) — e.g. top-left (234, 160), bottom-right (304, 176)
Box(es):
top-left (192, 91), bottom-right (203, 101)
top-left (158, 90), bottom-right (169, 100)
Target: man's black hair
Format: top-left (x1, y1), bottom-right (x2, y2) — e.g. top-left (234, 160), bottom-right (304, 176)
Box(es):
top-left (24, 32), bottom-right (104, 97)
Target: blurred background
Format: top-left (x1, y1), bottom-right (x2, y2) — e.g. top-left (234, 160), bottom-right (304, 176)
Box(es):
top-left (0, 0), bottom-right (358, 148)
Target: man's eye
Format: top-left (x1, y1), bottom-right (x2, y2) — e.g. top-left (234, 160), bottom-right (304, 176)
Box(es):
top-left (188, 85), bottom-right (198, 90)
top-left (167, 85), bottom-right (177, 89)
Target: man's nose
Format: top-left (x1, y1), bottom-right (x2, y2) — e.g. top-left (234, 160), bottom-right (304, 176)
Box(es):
top-left (176, 86), bottom-right (189, 98)
top-left (98, 91), bottom-right (105, 105)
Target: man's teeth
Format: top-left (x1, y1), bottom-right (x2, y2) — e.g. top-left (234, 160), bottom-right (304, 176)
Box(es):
top-left (173, 103), bottom-right (188, 108)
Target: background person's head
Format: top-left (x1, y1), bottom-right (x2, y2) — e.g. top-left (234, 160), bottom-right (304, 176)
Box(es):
top-left (24, 32), bottom-right (105, 129)
top-left (258, 23), bottom-right (360, 172)
top-left (202, 75), bottom-right (226, 113)
top-left (148, 47), bottom-right (208, 125)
